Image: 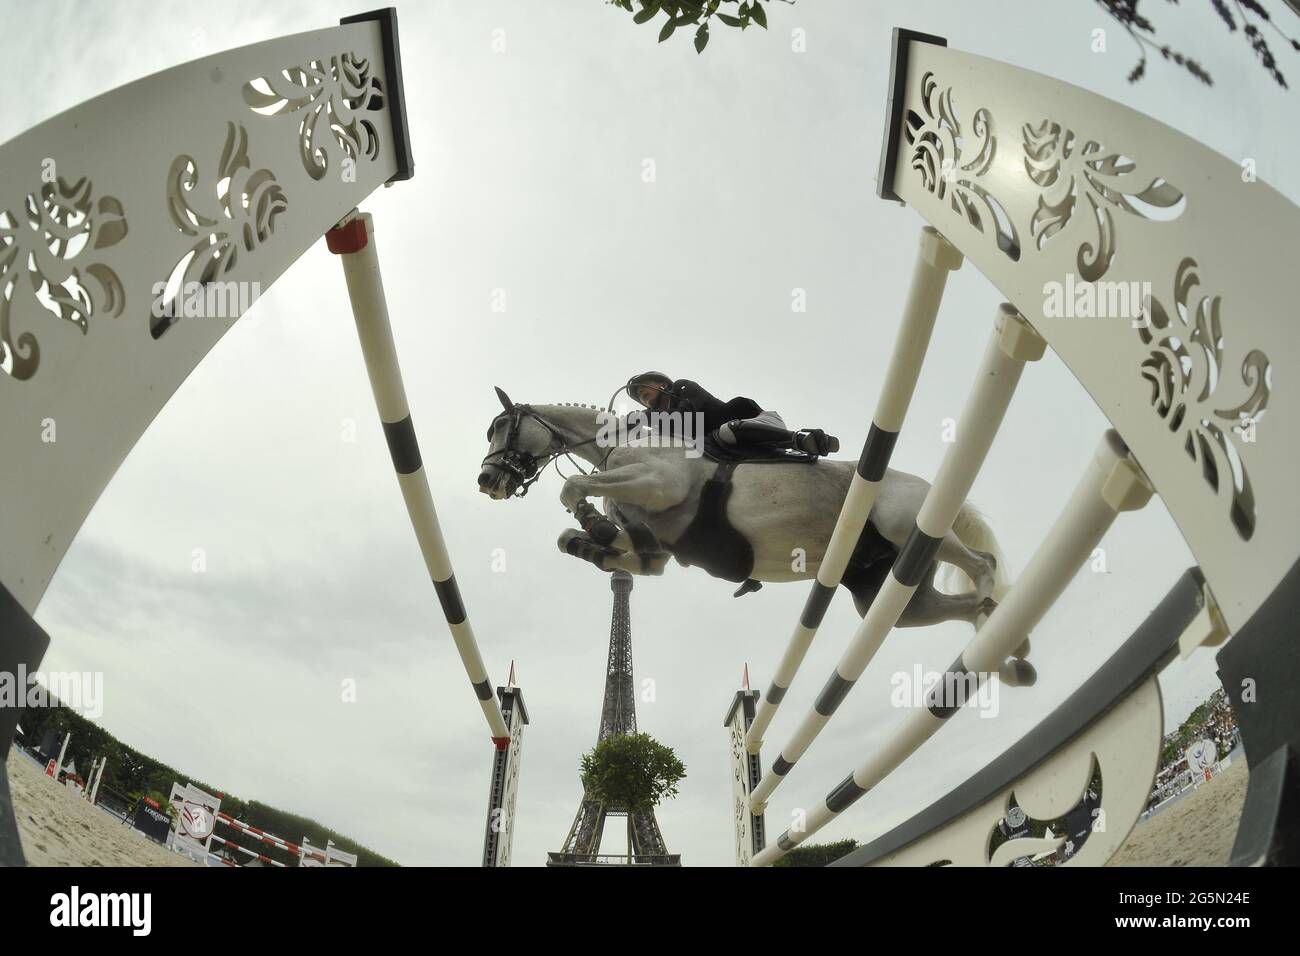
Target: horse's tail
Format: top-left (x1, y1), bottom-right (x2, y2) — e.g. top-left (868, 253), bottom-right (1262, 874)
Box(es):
top-left (939, 503), bottom-right (1011, 600)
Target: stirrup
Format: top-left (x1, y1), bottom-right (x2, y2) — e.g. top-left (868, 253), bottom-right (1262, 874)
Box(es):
top-left (794, 429), bottom-right (840, 456)
top-left (733, 578), bottom-right (763, 598)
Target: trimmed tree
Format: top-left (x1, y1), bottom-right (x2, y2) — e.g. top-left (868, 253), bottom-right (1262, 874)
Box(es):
top-left (580, 732), bottom-right (686, 862)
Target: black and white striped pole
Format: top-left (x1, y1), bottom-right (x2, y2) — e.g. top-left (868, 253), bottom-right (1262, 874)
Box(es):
top-left (327, 211), bottom-right (511, 748)
top-left (752, 429), bottom-right (1153, 865)
top-left (745, 226), bottom-right (962, 754)
top-left (749, 303), bottom-right (1044, 812)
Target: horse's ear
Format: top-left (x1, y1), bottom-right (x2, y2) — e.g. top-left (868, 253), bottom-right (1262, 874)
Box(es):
top-left (494, 386), bottom-right (513, 410)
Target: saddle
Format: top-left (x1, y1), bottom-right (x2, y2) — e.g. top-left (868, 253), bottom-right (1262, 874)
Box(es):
top-left (701, 433), bottom-right (819, 465)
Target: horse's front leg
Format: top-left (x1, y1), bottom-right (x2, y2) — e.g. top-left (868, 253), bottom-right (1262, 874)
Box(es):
top-left (558, 528), bottom-right (623, 570)
top-left (560, 473), bottom-right (624, 546)
top-left (559, 464), bottom-right (665, 546)
top-left (557, 527), bottom-right (672, 576)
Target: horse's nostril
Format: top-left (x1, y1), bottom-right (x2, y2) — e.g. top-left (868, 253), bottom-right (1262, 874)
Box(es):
top-left (477, 472), bottom-right (492, 486)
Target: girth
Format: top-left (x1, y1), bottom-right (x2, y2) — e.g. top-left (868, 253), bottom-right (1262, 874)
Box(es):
top-left (668, 461), bottom-right (900, 594)
top-left (667, 462), bottom-right (754, 584)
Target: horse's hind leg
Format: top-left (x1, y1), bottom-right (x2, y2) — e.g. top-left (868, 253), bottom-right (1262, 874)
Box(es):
top-left (846, 551), bottom-right (988, 627)
top-left (934, 533), bottom-right (1029, 658)
top-left (843, 559), bottom-right (891, 618)
top-left (897, 563), bottom-right (984, 627)
top-left (936, 532), bottom-right (997, 603)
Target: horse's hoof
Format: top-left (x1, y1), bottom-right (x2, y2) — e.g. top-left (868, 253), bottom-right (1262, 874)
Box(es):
top-left (999, 658), bottom-right (1037, 688)
top-left (640, 552), bottom-right (671, 576)
top-left (589, 517), bottom-right (619, 546)
top-left (1013, 637), bottom-right (1032, 659)
top-left (560, 530), bottom-right (620, 569)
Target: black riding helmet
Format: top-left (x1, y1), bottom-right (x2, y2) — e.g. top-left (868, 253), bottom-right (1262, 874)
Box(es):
top-left (625, 371), bottom-right (675, 411)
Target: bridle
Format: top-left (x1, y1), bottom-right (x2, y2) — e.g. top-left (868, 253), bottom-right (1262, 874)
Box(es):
top-left (481, 381), bottom-right (684, 499)
top-left (480, 402), bottom-right (612, 498)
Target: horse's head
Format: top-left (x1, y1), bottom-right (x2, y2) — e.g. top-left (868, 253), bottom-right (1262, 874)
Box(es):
top-left (478, 387), bottom-right (565, 499)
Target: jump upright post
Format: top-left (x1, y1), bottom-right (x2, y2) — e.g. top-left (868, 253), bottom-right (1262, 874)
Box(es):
top-left (725, 668), bottom-right (767, 865)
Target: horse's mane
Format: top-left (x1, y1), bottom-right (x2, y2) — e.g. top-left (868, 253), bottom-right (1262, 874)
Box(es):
top-left (548, 401), bottom-right (610, 413)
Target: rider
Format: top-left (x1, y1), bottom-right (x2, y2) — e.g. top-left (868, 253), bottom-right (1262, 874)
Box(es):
top-left (624, 371), bottom-right (840, 457)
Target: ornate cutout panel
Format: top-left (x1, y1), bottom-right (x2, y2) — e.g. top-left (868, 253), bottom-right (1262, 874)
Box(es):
top-left (0, 13), bottom-right (408, 611)
top-left (881, 39), bottom-right (1299, 632)
top-left (864, 676), bottom-right (1162, 866)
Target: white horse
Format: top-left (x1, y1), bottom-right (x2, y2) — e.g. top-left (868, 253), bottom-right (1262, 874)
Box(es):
top-left (477, 390), bottom-right (1014, 630)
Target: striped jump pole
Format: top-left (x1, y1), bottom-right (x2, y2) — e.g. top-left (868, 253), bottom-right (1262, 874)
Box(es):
top-left (214, 812), bottom-right (350, 866)
top-left (216, 811), bottom-right (303, 853)
top-left (210, 833), bottom-right (289, 868)
top-left (745, 226), bottom-right (962, 753)
top-left (749, 303), bottom-right (1044, 812)
top-left (753, 429), bottom-right (1153, 865)
top-left (326, 211), bottom-right (511, 748)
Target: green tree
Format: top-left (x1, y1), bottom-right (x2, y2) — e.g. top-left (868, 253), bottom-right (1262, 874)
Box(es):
top-left (580, 732), bottom-right (685, 861)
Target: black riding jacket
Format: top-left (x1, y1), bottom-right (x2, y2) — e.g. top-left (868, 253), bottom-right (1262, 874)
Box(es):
top-left (664, 379), bottom-right (762, 433)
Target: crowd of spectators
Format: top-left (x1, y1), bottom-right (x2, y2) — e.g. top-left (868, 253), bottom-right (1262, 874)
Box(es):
top-left (1145, 690), bottom-right (1241, 811)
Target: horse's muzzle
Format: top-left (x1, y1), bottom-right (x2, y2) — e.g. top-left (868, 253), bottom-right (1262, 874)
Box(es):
top-left (477, 466), bottom-right (513, 500)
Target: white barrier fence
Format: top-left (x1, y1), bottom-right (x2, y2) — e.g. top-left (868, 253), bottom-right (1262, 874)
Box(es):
top-left (167, 782), bottom-right (358, 868)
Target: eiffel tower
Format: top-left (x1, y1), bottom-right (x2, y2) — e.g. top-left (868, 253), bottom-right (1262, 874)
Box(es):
top-left (547, 570), bottom-right (680, 866)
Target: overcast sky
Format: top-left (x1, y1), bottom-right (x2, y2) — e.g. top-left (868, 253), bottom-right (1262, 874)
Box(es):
top-left (7, 0), bottom-right (1297, 866)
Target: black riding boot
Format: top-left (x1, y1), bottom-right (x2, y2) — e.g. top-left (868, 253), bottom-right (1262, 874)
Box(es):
top-left (721, 420), bottom-right (840, 456)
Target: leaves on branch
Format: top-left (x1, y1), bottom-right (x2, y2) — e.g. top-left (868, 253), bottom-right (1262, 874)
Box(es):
top-left (612, 0), bottom-right (1295, 85)
top-left (695, 22), bottom-right (710, 52)
top-left (580, 732), bottom-right (686, 812)
top-left (1095, 0), bottom-right (1294, 89)
top-left (611, 0), bottom-right (782, 53)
